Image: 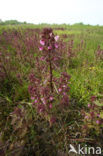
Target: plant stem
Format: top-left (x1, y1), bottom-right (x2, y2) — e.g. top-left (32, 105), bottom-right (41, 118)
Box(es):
top-left (49, 52), bottom-right (53, 93)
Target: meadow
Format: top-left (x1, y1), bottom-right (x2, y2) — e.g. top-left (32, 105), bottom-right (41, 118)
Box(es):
top-left (0, 23), bottom-right (103, 155)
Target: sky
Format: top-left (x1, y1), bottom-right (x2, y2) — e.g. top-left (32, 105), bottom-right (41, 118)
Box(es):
top-left (0, 0), bottom-right (103, 25)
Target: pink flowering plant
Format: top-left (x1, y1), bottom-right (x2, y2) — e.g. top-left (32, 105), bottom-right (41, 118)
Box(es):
top-left (96, 45), bottom-right (103, 60)
top-left (0, 28), bottom-right (73, 155)
top-left (82, 96), bottom-right (103, 136)
top-left (28, 28), bottom-right (71, 126)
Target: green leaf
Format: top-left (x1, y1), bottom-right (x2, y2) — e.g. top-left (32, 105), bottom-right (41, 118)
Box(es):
top-left (100, 111), bottom-right (103, 118)
top-left (94, 100), bottom-right (103, 107)
top-left (5, 96), bottom-right (12, 103)
top-left (53, 82), bottom-right (58, 94)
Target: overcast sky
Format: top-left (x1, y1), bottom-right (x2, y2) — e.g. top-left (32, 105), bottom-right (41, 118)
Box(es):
top-left (0, 0), bottom-right (103, 25)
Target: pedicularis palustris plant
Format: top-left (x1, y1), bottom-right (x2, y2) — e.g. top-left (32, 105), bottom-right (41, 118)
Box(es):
top-left (81, 96), bottom-right (103, 137)
top-left (28, 28), bottom-right (71, 126)
top-left (39, 28), bottom-right (60, 93)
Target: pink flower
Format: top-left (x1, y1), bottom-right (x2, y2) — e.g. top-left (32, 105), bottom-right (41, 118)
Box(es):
top-left (53, 57), bottom-right (58, 61)
top-left (63, 92), bottom-right (66, 95)
top-left (63, 85), bottom-right (66, 88)
top-left (41, 98), bottom-right (46, 105)
top-left (96, 120), bottom-right (100, 124)
top-left (85, 115), bottom-right (89, 119)
top-left (38, 104), bottom-right (45, 113)
top-left (31, 97), bottom-right (35, 100)
top-left (50, 96), bottom-right (53, 101)
top-left (97, 114), bottom-right (100, 117)
top-left (49, 33), bottom-right (52, 37)
top-left (39, 108), bottom-right (44, 113)
top-left (35, 100), bottom-right (38, 103)
top-left (40, 40), bottom-right (45, 46)
top-left (40, 56), bottom-right (45, 61)
top-left (48, 46), bottom-right (52, 50)
top-left (88, 104), bottom-right (91, 108)
top-left (39, 46), bottom-right (43, 51)
top-left (58, 88), bottom-right (62, 92)
top-left (55, 43), bottom-right (58, 48)
top-left (49, 104), bottom-right (52, 109)
top-left (54, 35), bottom-right (59, 41)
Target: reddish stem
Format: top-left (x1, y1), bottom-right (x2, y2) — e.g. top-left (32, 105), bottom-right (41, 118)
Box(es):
top-left (49, 52), bottom-right (53, 93)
